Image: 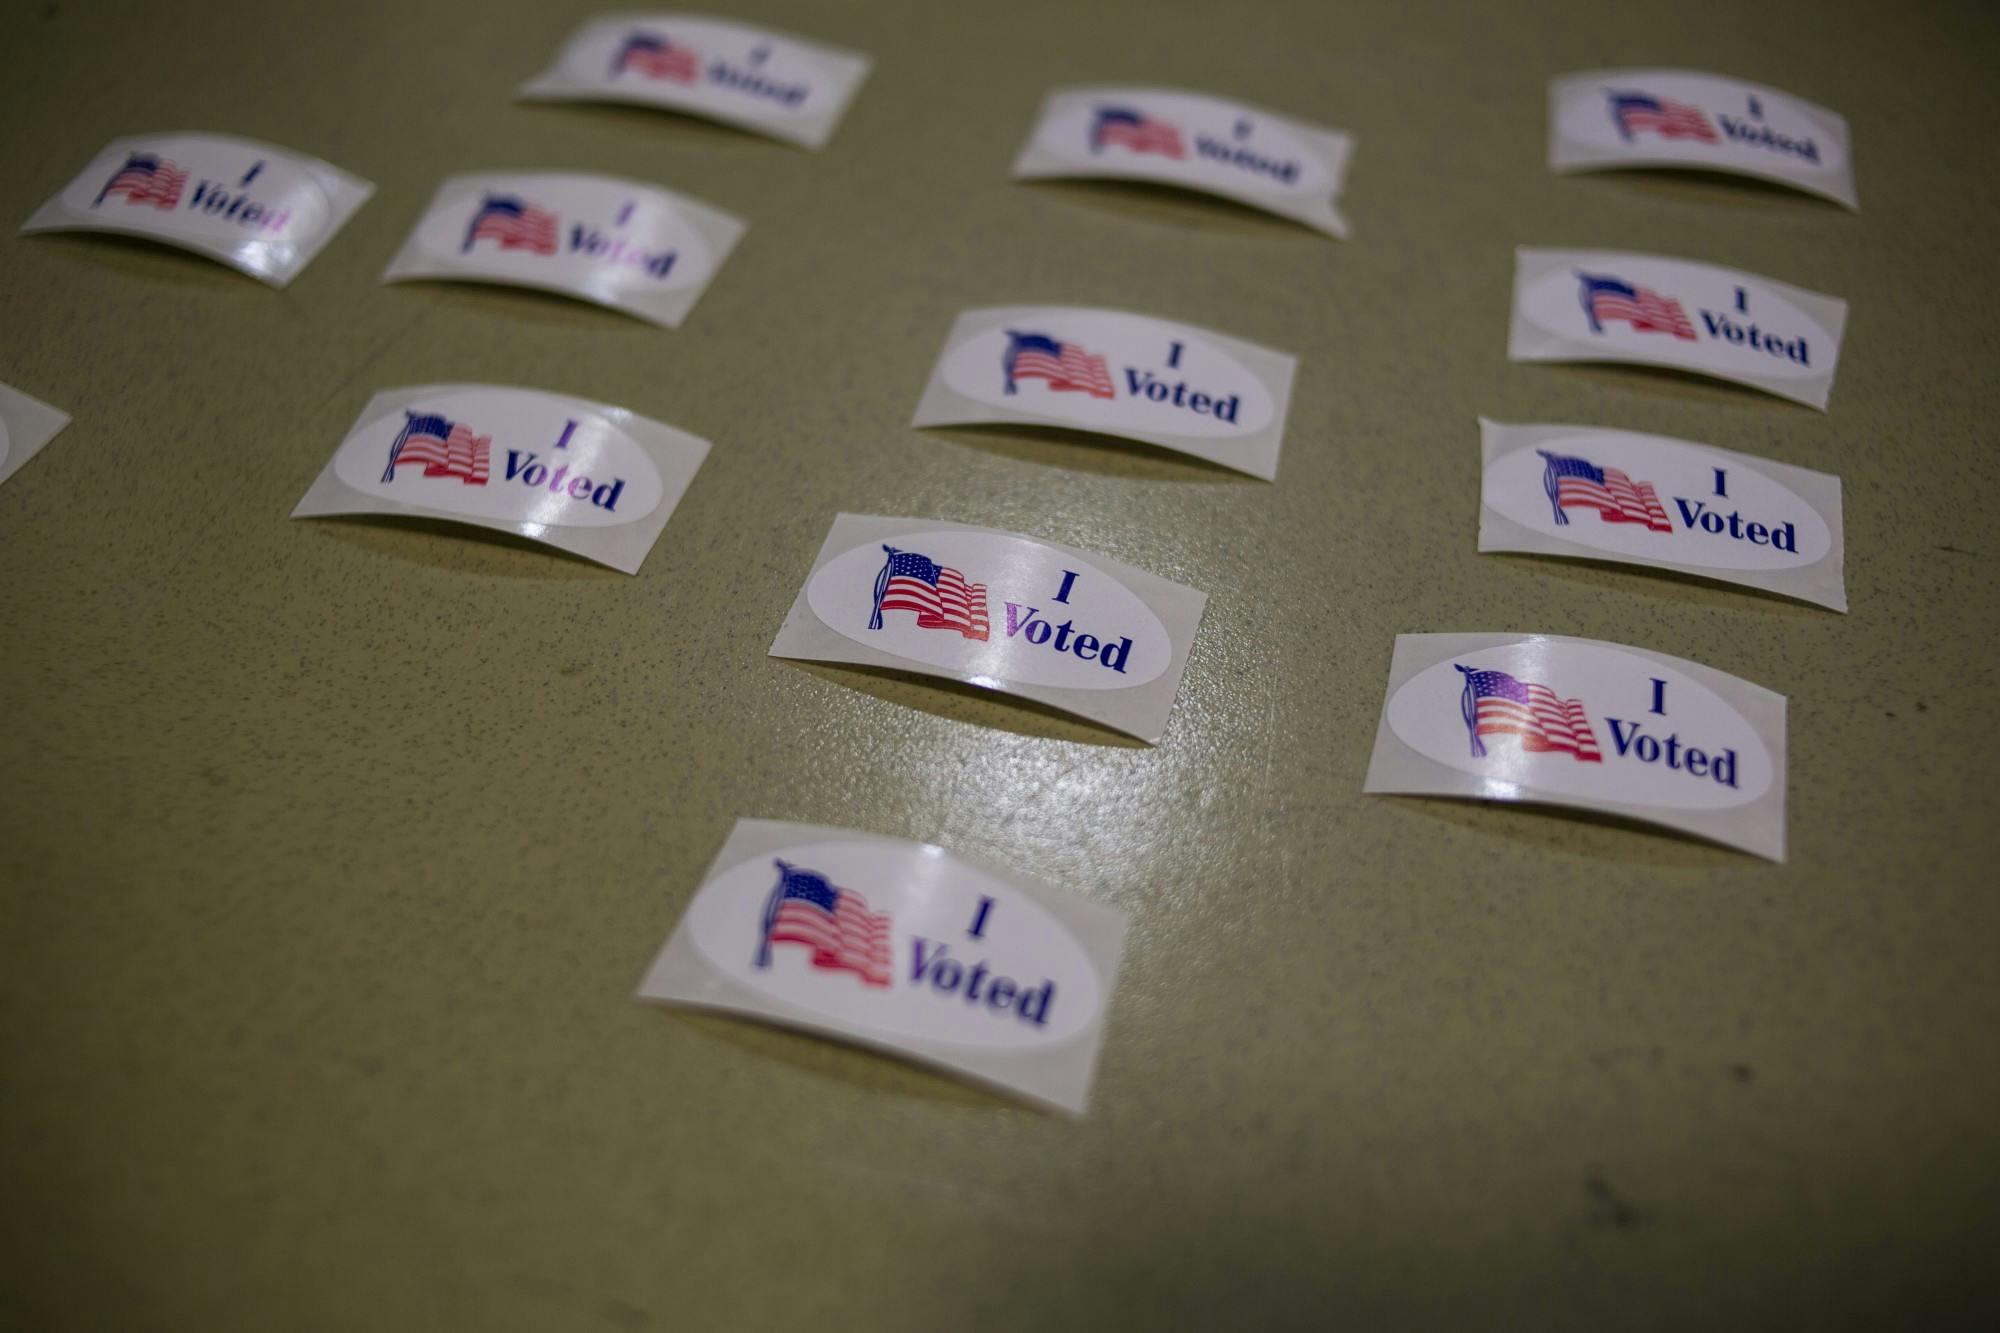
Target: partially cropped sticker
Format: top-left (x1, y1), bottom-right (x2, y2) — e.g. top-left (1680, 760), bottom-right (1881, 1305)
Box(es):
top-left (1509, 248), bottom-right (1847, 410)
top-left (637, 819), bottom-right (1130, 1115)
top-left (518, 13), bottom-right (871, 150)
top-left (383, 172), bottom-right (743, 328)
top-left (1013, 86), bottom-right (1354, 238)
top-left (769, 514), bottom-right (1207, 744)
top-left (1550, 69), bottom-right (1856, 210)
top-left (1365, 633), bottom-right (1787, 861)
top-left (911, 306), bottom-right (1296, 479)
top-left (292, 384), bottom-right (709, 575)
top-left (21, 133), bottom-right (372, 286)
top-left (1479, 419), bottom-right (1846, 611)
top-left (0, 382), bottom-right (71, 489)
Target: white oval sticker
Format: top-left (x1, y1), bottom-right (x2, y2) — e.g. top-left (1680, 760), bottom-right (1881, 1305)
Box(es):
top-left (1035, 91), bottom-right (1332, 197)
top-left (60, 136), bottom-right (331, 249)
top-left (1487, 432), bottom-right (1831, 570)
top-left (1385, 642), bottom-right (1772, 810)
top-left (558, 16), bottom-right (837, 115)
top-left (683, 839), bottom-right (1103, 1051)
top-left (1519, 259), bottom-right (1831, 382)
top-left (410, 177), bottom-right (714, 296)
top-left (805, 529), bottom-right (1172, 690)
top-left (331, 388), bottom-right (664, 529)
top-left (939, 311), bottom-right (1274, 439)
top-left (1553, 70), bottom-right (1851, 176)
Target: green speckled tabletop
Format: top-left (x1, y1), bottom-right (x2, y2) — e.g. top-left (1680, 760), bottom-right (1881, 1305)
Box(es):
top-left (3, 1), bottom-right (1996, 1328)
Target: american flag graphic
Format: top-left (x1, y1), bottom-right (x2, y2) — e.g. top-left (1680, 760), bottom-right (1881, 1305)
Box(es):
top-left (1003, 331), bottom-right (1116, 399)
top-left (462, 195), bottom-right (558, 255)
top-left (381, 411), bottom-right (491, 486)
top-left (870, 546), bottom-right (991, 641)
top-left (1576, 272), bottom-right (1698, 340)
top-left (1090, 106), bottom-right (1186, 158)
top-left (1538, 450), bottom-right (1673, 533)
top-left (755, 861), bottom-right (892, 987)
top-left (93, 153), bottom-right (187, 210)
top-left (1608, 92), bottom-right (1719, 144)
top-left (1455, 665), bottom-right (1603, 763)
top-left (614, 32), bottom-right (701, 83)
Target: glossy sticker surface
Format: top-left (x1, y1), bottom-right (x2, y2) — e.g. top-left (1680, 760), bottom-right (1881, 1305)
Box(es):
top-left (1550, 69), bottom-right (1856, 209)
top-left (518, 13), bottom-right (871, 150)
top-left (637, 819), bottom-right (1130, 1115)
top-left (1013, 86), bottom-right (1353, 237)
top-left (0, 382), bottom-right (71, 490)
top-left (769, 514), bottom-right (1207, 743)
top-left (912, 306), bottom-right (1296, 479)
top-left (1478, 419), bottom-right (1846, 610)
top-left (291, 384), bottom-right (709, 574)
top-left (1364, 633), bottom-right (1788, 860)
top-left (21, 133), bottom-right (372, 286)
top-left (1508, 247), bottom-right (1848, 410)
top-left (383, 172), bottom-right (743, 328)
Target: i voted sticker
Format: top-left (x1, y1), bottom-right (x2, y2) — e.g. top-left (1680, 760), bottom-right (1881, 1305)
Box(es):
top-left (911, 306), bottom-right (1296, 479)
top-left (1550, 70), bottom-right (1856, 210)
top-left (1508, 248), bottom-right (1848, 410)
top-left (638, 820), bottom-right (1130, 1115)
top-left (1365, 633), bottom-right (1787, 860)
top-left (21, 133), bottom-right (372, 286)
top-left (1479, 419), bottom-right (1846, 611)
top-left (382, 172), bottom-right (743, 328)
top-left (1013, 86), bottom-right (1354, 238)
top-left (292, 384), bottom-right (709, 575)
top-left (769, 514), bottom-right (1207, 744)
top-left (518, 13), bottom-right (871, 150)
top-left (0, 381), bottom-right (71, 490)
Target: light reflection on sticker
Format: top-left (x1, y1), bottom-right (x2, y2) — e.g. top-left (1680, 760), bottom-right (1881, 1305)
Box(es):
top-left (23, 132), bottom-right (373, 286)
top-left (1508, 248), bottom-right (1848, 410)
top-left (293, 383), bottom-right (710, 575)
top-left (1365, 633), bottom-right (1788, 860)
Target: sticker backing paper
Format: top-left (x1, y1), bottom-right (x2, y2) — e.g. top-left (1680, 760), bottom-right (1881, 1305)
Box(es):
top-left (1013, 86), bottom-right (1353, 238)
top-left (912, 306), bottom-right (1297, 479)
top-left (769, 514), bottom-right (1208, 744)
top-left (21, 132), bottom-right (372, 286)
top-left (518, 13), bottom-right (871, 150)
top-left (292, 384), bottom-right (709, 575)
top-left (383, 172), bottom-right (743, 328)
top-left (1550, 69), bottom-right (1856, 209)
top-left (1479, 419), bottom-right (1846, 611)
top-left (1508, 247), bottom-right (1848, 410)
top-left (0, 382), bottom-right (71, 490)
top-left (637, 819), bottom-right (1131, 1116)
top-left (1365, 633), bottom-right (1788, 861)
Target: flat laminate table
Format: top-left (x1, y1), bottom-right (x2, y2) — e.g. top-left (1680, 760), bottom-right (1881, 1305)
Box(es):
top-left (2, 0), bottom-right (1994, 1327)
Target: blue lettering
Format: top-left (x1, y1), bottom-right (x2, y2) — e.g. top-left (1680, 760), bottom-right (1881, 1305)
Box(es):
top-left (706, 59), bottom-right (807, 106)
top-left (907, 937), bottom-right (1055, 1025)
top-left (1672, 498), bottom-right (1797, 551)
top-left (1120, 367), bottom-right (1240, 423)
top-left (1191, 134), bottom-right (1300, 184)
top-left (186, 180), bottom-right (288, 233)
top-left (1715, 115), bottom-right (1821, 163)
top-left (910, 936), bottom-right (946, 983)
top-left (504, 449), bottom-right (624, 510)
top-left (1606, 717), bottom-right (1739, 787)
top-left (1698, 310), bottom-right (1811, 366)
top-left (566, 225), bottom-right (677, 279)
top-left (1002, 602), bottom-right (1136, 673)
